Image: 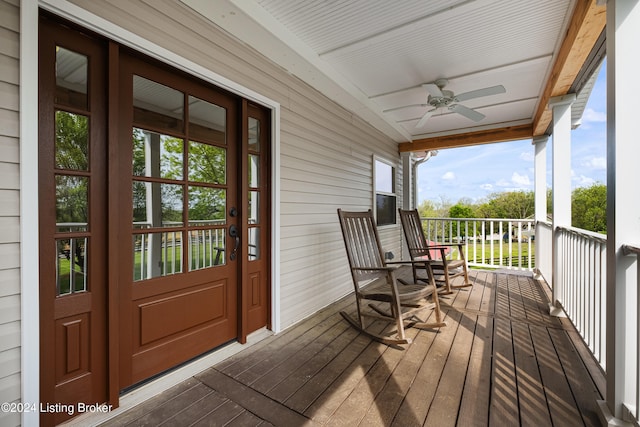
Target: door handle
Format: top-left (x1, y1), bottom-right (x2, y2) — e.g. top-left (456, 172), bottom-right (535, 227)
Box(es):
top-left (229, 225), bottom-right (240, 261)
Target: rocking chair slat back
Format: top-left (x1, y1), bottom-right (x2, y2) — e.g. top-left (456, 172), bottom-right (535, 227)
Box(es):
top-left (338, 209), bottom-right (385, 282)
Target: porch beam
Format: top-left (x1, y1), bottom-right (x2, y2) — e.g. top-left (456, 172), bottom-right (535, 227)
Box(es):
top-left (398, 124), bottom-right (532, 152)
top-left (532, 0), bottom-right (606, 136)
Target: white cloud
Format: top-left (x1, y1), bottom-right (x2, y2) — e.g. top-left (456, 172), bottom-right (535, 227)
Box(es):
top-left (582, 107), bottom-right (606, 124)
top-left (511, 172), bottom-right (531, 187)
top-left (519, 152), bottom-right (534, 162)
top-left (573, 174), bottom-right (595, 187)
top-left (496, 179), bottom-right (510, 187)
top-left (583, 156), bottom-right (606, 170)
top-left (480, 183), bottom-right (493, 191)
top-left (442, 171), bottom-right (456, 181)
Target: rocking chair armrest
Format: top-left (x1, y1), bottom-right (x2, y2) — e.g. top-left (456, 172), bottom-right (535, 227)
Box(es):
top-left (351, 266), bottom-right (399, 272)
top-left (386, 260), bottom-right (432, 267)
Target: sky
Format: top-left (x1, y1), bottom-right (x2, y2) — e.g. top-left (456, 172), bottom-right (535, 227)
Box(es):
top-left (417, 61), bottom-right (607, 206)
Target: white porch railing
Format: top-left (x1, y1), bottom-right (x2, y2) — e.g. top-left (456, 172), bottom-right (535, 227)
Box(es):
top-left (535, 221), bottom-right (553, 282)
top-left (622, 244), bottom-right (640, 423)
top-left (555, 226), bottom-right (608, 370)
top-left (421, 217), bottom-right (535, 270)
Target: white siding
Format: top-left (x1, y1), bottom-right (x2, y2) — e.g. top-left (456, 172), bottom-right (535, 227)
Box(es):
top-left (66, 0), bottom-right (405, 329)
top-left (0, 0), bottom-right (21, 426)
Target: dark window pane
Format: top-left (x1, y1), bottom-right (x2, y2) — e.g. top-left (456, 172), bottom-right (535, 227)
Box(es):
top-left (376, 194), bottom-right (397, 226)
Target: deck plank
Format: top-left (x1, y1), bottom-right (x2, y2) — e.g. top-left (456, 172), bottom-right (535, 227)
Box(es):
top-left (456, 315), bottom-right (493, 427)
top-left (99, 269), bottom-right (605, 427)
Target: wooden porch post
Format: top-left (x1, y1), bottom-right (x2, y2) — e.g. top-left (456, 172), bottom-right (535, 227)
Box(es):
top-left (533, 135), bottom-right (549, 280)
top-left (549, 94), bottom-right (575, 317)
top-left (599, 0), bottom-right (640, 424)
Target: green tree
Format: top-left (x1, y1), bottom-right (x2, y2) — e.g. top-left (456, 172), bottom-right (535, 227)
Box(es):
top-left (449, 203), bottom-right (475, 238)
top-left (572, 183), bottom-right (606, 233)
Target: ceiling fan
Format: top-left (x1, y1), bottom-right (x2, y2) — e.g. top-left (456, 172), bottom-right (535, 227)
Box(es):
top-left (386, 79), bottom-right (506, 128)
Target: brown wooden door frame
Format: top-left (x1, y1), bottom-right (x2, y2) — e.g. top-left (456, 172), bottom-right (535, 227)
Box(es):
top-left (38, 16), bottom-right (109, 426)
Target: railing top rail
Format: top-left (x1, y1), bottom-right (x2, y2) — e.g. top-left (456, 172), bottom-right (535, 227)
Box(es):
top-left (421, 217), bottom-right (535, 223)
top-left (555, 225), bottom-right (607, 243)
top-left (622, 244), bottom-right (640, 256)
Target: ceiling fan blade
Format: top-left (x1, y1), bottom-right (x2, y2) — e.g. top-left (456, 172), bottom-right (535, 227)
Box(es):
top-left (383, 103), bottom-right (428, 113)
top-left (415, 109), bottom-right (436, 128)
top-left (422, 83), bottom-right (443, 97)
top-left (454, 85), bottom-right (506, 102)
top-left (449, 104), bottom-right (485, 122)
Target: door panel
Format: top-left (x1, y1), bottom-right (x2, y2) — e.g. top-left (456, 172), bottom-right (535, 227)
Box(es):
top-left (38, 17), bottom-right (108, 426)
top-left (118, 54), bottom-right (239, 387)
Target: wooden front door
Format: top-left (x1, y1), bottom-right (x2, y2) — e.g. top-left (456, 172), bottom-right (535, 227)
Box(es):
top-left (39, 16), bottom-right (272, 419)
top-left (117, 53), bottom-right (240, 387)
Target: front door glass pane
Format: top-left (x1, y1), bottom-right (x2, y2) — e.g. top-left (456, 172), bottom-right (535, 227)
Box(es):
top-left (133, 75), bottom-right (184, 133)
top-left (133, 128), bottom-right (184, 180)
top-left (132, 182), bottom-right (183, 228)
top-left (188, 229), bottom-right (226, 271)
top-left (188, 141), bottom-right (226, 184)
top-left (188, 186), bottom-right (226, 226)
top-left (133, 231), bottom-right (182, 281)
top-left (188, 95), bottom-right (226, 144)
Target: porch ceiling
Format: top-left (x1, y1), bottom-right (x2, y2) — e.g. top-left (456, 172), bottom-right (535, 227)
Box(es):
top-left (183, 0), bottom-right (605, 152)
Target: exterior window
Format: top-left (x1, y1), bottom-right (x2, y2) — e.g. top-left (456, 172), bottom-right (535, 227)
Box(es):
top-left (374, 158), bottom-right (397, 226)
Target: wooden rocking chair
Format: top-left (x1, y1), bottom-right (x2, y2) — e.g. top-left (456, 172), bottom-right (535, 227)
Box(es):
top-left (337, 209), bottom-right (446, 346)
top-left (399, 208), bottom-right (472, 294)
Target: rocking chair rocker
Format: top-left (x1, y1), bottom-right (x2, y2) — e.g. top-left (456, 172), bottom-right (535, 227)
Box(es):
top-left (337, 209), bottom-right (446, 346)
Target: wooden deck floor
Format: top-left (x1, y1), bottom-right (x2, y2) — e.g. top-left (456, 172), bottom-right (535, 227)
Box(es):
top-left (100, 269), bottom-right (605, 426)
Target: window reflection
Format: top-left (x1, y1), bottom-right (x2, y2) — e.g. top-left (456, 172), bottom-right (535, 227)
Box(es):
top-left (132, 128), bottom-right (184, 180)
top-left (56, 111), bottom-right (89, 171)
top-left (249, 154), bottom-right (259, 188)
top-left (56, 175), bottom-right (88, 230)
top-left (188, 229), bottom-right (226, 271)
top-left (56, 237), bottom-right (88, 295)
top-left (133, 75), bottom-right (184, 132)
top-left (133, 231), bottom-right (182, 281)
top-left (132, 182), bottom-right (183, 228)
top-left (188, 96), bottom-right (226, 144)
top-left (248, 117), bottom-right (260, 152)
top-left (249, 191), bottom-right (259, 224)
top-left (188, 186), bottom-right (225, 226)
top-left (55, 46), bottom-right (88, 110)
top-left (188, 141), bottom-right (226, 184)
top-left (248, 228), bottom-right (259, 261)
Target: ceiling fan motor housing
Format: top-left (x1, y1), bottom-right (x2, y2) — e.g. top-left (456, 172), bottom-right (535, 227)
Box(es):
top-left (428, 90), bottom-right (455, 107)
